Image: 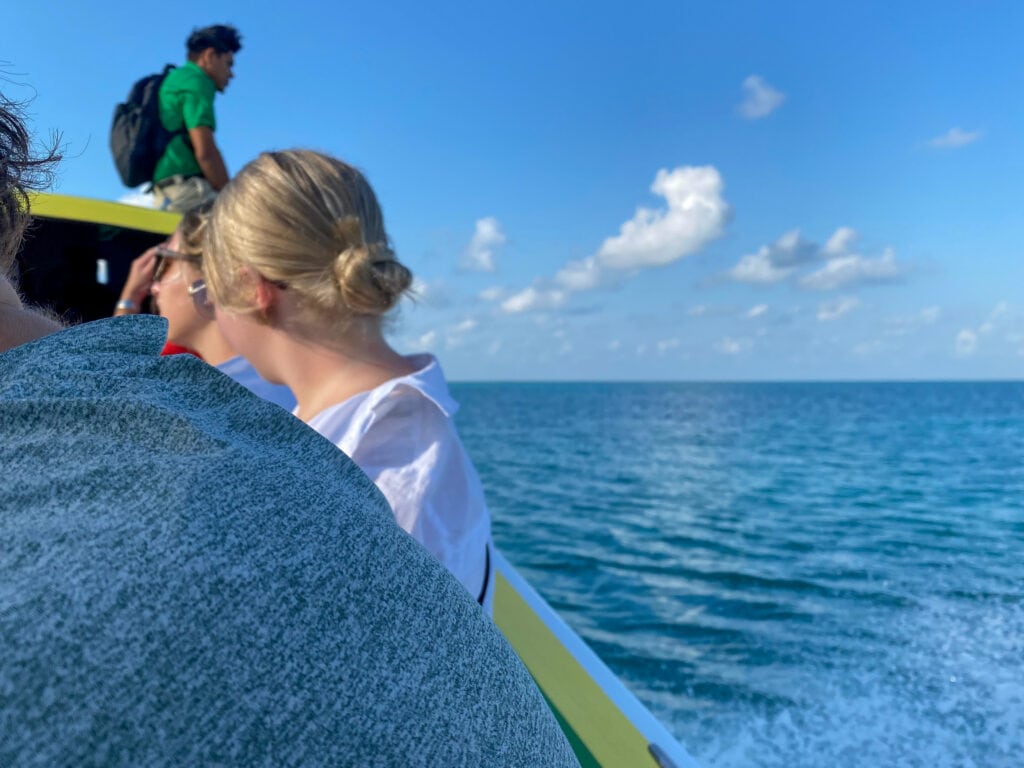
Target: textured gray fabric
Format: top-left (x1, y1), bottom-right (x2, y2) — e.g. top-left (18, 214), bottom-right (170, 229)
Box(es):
top-left (0, 316), bottom-right (579, 768)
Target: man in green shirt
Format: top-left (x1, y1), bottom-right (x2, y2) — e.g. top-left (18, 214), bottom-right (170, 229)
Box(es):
top-left (152, 25), bottom-right (242, 212)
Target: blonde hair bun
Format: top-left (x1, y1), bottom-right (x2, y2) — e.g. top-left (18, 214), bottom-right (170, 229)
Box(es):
top-left (203, 150), bottom-right (412, 324)
top-left (332, 215), bottom-right (412, 315)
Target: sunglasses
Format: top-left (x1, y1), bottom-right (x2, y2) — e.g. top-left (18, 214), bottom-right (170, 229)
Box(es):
top-left (187, 279), bottom-right (215, 320)
top-left (153, 245), bottom-right (201, 283)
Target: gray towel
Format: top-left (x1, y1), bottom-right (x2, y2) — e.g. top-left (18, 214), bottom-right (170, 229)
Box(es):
top-left (0, 315), bottom-right (578, 768)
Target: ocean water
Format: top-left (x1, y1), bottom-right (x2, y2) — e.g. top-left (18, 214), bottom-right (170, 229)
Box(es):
top-left (451, 382), bottom-right (1024, 768)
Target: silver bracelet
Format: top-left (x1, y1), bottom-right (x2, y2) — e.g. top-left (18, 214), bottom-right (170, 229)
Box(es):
top-left (115, 299), bottom-right (137, 311)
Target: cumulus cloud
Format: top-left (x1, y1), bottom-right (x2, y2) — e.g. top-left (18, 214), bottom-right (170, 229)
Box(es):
top-left (800, 248), bottom-right (903, 291)
top-left (461, 217), bottom-right (506, 272)
top-left (978, 301), bottom-right (1011, 335)
top-left (928, 128), bottom-right (983, 149)
top-left (747, 304), bottom-right (768, 319)
top-left (738, 75), bottom-right (786, 119)
top-left (418, 330), bottom-right (437, 349)
top-left (657, 338), bottom-right (681, 353)
top-left (479, 286), bottom-right (505, 302)
top-left (817, 296), bottom-right (860, 321)
top-left (728, 229), bottom-right (820, 284)
top-left (555, 256), bottom-right (605, 291)
top-left (954, 301), bottom-right (1019, 356)
top-left (593, 166), bottom-right (729, 271)
top-left (823, 227), bottom-right (858, 256)
top-left (727, 225), bottom-right (909, 292)
top-left (956, 329), bottom-right (977, 356)
top-left (508, 165), bottom-right (729, 314)
top-left (501, 286), bottom-right (568, 314)
top-left (716, 337), bottom-right (751, 355)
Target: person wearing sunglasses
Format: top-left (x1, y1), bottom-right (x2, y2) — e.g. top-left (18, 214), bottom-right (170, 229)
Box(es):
top-left (203, 150), bottom-right (494, 613)
top-left (117, 203), bottom-right (295, 411)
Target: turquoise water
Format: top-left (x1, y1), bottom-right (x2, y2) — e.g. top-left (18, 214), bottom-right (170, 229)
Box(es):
top-left (452, 382), bottom-right (1024, 768)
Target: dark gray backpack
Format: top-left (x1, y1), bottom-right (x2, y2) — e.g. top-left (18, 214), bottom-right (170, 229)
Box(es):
top-left (109, 65), bottom-right (184, 188)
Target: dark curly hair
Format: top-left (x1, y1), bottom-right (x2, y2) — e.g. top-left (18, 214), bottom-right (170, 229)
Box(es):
top-left (186, 24), bottom-right (243, 58)
top-left (0, 94), bottom-right (61, 274)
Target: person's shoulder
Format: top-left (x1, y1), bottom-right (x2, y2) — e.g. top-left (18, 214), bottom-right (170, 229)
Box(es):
top-left (0, 315), bottom-right (166, 373)
top-left (163, 62), bottom-right (213, 95)
top-left (377, 354), bottom-right (459, 418)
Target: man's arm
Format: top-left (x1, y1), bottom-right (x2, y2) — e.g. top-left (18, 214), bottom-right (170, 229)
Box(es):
top-left (189, 126), bottom-right (229, 190)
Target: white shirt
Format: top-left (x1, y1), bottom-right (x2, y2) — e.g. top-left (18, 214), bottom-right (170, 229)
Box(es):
top-left (217, 356), bottom-right (297, 412)
top-left (306, 354), bottom-right (494, 613)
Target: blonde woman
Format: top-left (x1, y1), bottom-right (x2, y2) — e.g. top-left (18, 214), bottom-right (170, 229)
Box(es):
top-left (203, 150), bottom-right (493, 612)
top-left (116, 203), bottom-right (296, 411)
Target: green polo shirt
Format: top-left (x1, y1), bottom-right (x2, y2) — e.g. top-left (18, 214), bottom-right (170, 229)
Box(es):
top-left (153, 61), bottom-right (216, 183)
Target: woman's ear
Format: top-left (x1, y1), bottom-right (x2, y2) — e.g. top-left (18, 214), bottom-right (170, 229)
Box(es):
top-left (253, 275), bottom-right (284, 325)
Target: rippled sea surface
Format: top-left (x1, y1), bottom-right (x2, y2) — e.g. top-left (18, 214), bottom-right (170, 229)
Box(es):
top-left (451, 382), bottom-right (1024, 768)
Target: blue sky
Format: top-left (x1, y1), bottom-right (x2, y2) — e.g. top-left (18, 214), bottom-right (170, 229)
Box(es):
top-left (6, 1), bottom-right (1023, 380)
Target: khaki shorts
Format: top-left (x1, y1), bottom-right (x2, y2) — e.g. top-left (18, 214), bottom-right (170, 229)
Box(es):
top-left (153, 176), bottom-right (217, 213)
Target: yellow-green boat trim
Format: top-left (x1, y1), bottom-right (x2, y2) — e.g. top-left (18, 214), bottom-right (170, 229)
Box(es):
top-left (493, 550), bottom-right (698, 768)
top-left (28, 192), bottom-right (180, 235)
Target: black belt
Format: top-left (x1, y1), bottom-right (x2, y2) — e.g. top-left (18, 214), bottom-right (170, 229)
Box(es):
top-left (152, 173), bottom-right (201, 191)
top-left (476, 543), bottom-right (491, 606)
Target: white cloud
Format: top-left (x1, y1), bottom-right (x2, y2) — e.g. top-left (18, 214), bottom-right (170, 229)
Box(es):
top-left (716, 337), bottom-right (751, 355)
top-left (418, 330), bottom-right (437, 349)
top-left (504, 165), bottom-right (729, 314)
top-left (800, 248), bottom-right (903, 291)
top-left (118, 187), bottom-right (155, 208)
top-left (823, 227), bottom-right (857, 256)
top-left (919, 306), bottom-right (941, 325)
top-left (479, 286), bottom-right (505, 302)
top-left (595, 166), bottom-right (729, 271)
top-left (727, 228), bottom-right (820, 284)
top-left (928, 128), bottom-right (983, 149)
top-left (461, 217), bottom-right (506, 272)
top-left (738, 75), bottom-right (786, 119)
top-left (817, 296), bottom-right (860, 321)
top-left (555, 256), bottom-right (604, 291)
top-left (487, 340), bottom-right (502, 356)
top-left (657, 338), bottom-right (680, 353)
top-left (979, 301), bottom-right (1011, 334)
top-left (608, 339), bottom-right (621, 351)
top-left (435, 317), bottom-right (480, 350)
top-left (747, 303), bottom-right (769, 319)
top-left (688, 304), bottom-right (708, 317)
top-left (956, 329), bottom-right (978, 357)
top-left (729, 251), bottom-right (791, 284)
top-left (500, 286), bottom-right (568, 314)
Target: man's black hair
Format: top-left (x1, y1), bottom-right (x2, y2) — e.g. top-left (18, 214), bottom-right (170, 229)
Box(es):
top-left (186, 25), bottom-right (243, 57)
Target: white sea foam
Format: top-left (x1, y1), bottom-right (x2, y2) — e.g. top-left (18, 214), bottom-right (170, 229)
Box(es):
top-left (685, 596), bottom-right (1024, 768)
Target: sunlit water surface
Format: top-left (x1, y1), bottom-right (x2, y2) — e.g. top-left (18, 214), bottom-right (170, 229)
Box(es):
top-left (453, 382), bottom-right (1024, 768)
